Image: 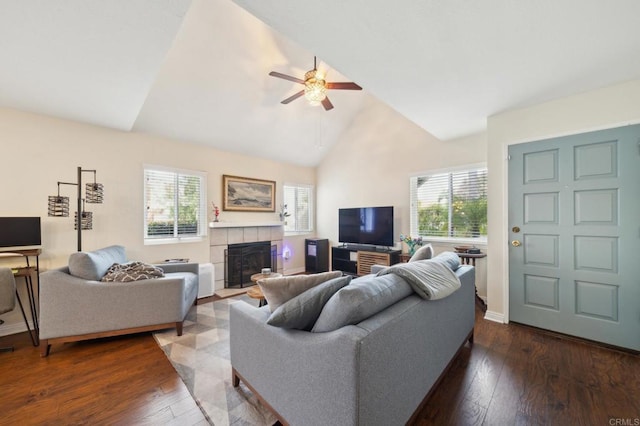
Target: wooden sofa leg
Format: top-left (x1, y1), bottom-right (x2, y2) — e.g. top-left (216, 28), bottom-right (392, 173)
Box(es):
top-left (176, 322), bottom-right (183, 336)
top-left (40, 340), bottom-right (51, 357)
top-left (232, 368), bottom-right (240, 387)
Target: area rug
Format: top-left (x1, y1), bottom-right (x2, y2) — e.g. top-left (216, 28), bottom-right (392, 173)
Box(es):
top-left (153, 296), bottom-right (277, 426)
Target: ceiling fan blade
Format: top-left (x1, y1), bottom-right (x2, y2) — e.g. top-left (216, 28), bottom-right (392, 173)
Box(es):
top-left (321, 97), bottom-right (334, 111)
top-left (326, 82), bottom-right (362, 90)
top-left (281, 90), bottom-right (305, 104)
top-left (269, 71), bottom-right (305, 85)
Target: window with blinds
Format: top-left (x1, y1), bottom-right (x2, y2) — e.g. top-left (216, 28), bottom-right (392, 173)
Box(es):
top-left (144, 165), bottom-right (207, 242)
top-left (283, 184), bottom-right (314, 233)
top-left (410, 166), bottom-right (487, 240)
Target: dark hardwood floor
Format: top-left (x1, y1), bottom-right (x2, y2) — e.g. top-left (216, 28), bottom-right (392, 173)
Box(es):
top-left (1, 302), bottom-right (638, 426)
top-left (412, 309), bottom-right (640, 425)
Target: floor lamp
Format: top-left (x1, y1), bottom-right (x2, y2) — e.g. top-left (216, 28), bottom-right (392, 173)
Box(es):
top-left (47, 167), bottom-right (104, 252)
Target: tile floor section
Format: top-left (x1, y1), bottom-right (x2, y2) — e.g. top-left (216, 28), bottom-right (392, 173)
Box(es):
top-left (153, 296), bottom-right (277, 426)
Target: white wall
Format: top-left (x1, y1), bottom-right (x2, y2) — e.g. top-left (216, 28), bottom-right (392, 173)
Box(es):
top-left (486, 78), bottom-right (640, 322)
top-left (317, 98), bottom-right (488, 293)
top-left (0, 107), bottom-right (315, 332)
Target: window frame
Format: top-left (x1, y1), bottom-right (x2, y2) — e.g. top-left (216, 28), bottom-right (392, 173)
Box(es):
top-left (410, 163), bottom-right (487, 244)
top-left (143, 164), bottom-right (208, 245)
top-left (282, 183), bottom-right (314, 235)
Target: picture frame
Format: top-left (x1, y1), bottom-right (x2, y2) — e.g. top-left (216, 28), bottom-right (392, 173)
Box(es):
top-left (222, 175), bottom-right (276, 212)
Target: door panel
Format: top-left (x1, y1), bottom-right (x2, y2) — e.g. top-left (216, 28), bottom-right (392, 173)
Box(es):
top-left (509, 124), bottom-right (640, 351)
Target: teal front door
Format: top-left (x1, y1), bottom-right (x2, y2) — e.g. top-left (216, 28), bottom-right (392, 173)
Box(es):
top-left (508, 124), bottom-right (640, 351)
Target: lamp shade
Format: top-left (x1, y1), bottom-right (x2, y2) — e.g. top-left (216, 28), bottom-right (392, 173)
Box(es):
top-left (74, 211), bottom-right (93, 230)
top-left (85, 183), bottom-right (104, 203)
top-left (48, 196), bottom-right (69, 217)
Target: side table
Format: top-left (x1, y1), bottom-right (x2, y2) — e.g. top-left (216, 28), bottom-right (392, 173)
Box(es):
top-left (248, 272), bottom-right (283, 307)
top-left (457, 252), bottom-right (487, 313)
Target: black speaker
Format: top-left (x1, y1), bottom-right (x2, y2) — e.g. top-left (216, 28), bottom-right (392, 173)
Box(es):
top-left (305, 238), bottom-right (329, 273)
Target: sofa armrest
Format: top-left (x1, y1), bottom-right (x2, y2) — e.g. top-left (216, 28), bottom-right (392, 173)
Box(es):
top-left (230, 300), bottom-right (368, 424)
top-left (155, 262), bottom-right (199, 275)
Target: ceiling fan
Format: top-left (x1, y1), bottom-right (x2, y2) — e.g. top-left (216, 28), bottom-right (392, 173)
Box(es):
top-left (269, 56), bottom-right (362, 111)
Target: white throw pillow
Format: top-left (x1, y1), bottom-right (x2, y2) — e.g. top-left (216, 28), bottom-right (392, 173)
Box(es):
top-left (409, 243), bottom-right (433, 262)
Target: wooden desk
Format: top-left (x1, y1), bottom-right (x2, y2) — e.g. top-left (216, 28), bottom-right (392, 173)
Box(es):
top-left (456, 251), bottom-right (487, 313)
top-left (0, 249), bottom-right (41, 346)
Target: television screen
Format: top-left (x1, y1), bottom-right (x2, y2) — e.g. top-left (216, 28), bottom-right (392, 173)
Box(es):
top-left (0, 217), bottom-right (42, 248)
top-left (338, 206), bottom-right (394, 247)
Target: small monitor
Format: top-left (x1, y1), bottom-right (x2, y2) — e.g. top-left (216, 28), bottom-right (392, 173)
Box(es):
top-left (0, 217), bottom-right (42, 248)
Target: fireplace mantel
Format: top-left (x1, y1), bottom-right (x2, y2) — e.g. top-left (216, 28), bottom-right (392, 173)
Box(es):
top-left (209, 221), bottom-right (283, 229)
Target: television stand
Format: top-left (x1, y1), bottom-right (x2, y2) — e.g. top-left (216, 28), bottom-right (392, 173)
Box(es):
top-left (332, 245), bottom-right (401, 276)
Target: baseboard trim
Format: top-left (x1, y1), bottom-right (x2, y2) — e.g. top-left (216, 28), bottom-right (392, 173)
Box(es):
top-left (484, 310), bottom-right (505, 323)
top-left (283, 266), bottom-right (305, 275)
top-left (0, 321), bottom-right (35, 337)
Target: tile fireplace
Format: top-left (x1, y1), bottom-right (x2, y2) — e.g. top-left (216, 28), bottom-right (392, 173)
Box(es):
top-left (209, 222), bottom-right (283, 292)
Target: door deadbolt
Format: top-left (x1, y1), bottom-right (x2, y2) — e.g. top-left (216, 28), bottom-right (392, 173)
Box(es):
top-left (511, 240), bottom-right (521, 247)
top-left (512, 226), bottom-right (520, 233)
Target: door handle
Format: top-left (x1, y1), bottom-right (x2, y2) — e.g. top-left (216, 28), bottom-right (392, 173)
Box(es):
top-left (511, 240), bottom-right (521, 247)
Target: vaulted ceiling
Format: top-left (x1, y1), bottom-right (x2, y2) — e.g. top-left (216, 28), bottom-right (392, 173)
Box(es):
top-left (2, 0), bottom-right (640, 166)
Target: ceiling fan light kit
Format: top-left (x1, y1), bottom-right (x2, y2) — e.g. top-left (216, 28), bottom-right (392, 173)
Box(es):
top-left (269, 56), bottom-right (362, 111)
top-left (304, 70), bottom-right (327, 104)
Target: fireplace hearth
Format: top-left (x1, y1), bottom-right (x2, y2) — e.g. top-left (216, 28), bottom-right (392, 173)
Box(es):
top-left (225, 241), bottom-right (277, 288)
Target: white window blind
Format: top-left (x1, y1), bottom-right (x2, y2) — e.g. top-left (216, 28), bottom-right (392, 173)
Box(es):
top-left (144, 166), bottom-right (207, 242)
top-left (410, 166), bottom-right (487, 239)
top-left (283, 184), bottom-right (314, 233)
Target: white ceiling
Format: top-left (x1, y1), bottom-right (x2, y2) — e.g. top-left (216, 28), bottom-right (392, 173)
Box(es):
top-left (2, 0), bottom-right (640, 166)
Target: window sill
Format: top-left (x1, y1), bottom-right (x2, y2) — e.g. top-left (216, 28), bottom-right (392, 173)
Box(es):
top-left (284, 231), bottom-right (314, 238)
top-left (144, 236), bottom-right (206, 246)
top-left (420, 237), bottom-right (487, 246)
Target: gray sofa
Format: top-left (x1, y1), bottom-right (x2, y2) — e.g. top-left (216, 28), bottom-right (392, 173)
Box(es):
top-left (230, 260), bottom-right (475, 425)
top-left (39, 245), bottom-right (198, 357)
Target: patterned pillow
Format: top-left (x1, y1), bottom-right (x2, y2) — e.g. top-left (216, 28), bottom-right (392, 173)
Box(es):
top-left (101, 262), bottom-right (165, 282)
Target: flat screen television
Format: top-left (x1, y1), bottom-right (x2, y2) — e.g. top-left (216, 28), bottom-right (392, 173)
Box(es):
top-left (0, 217), bottom-right (42, 248)
top-left (338, 206), bottom-right (394, 247)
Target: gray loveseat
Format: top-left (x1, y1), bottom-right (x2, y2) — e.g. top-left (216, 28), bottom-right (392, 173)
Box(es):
top-left (230, 257), bottom-right (475, 425)
top-left (39, 245), bottom-right (198, 357)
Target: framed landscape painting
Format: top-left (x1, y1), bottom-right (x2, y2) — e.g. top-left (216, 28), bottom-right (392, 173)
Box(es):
top-left (222, 175), bottom-right (276, 212)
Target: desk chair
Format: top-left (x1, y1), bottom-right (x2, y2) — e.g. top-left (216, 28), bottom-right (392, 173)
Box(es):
top-left (0, 267), bottom-right (34, 352)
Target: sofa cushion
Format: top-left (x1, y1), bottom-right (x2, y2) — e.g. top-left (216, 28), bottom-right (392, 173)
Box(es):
top-left (258, 271), bottom-right (343, 312)
top-left (409, 243), bottom-right (434, 262)
top-left (311, 273), bottom-right (413, 333)
top-left (430, 251), bottom-right (461, 271)
top-left (266, 275), bottom-right (352, 330)
top-left (68, 245), bottom-right (127, 281)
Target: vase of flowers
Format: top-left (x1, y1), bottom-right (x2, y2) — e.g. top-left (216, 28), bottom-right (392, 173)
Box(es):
top-left (279, 204), bottom-right (291, 223)
top-left (400, 234), bottom-right (423, 256)
top-left (211, 202), bottom-right (220, 222)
